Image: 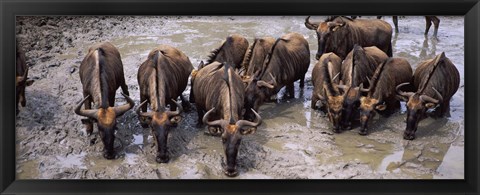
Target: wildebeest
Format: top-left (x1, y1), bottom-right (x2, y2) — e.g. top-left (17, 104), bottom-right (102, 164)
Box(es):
top-left (339, 45), bottom-right (389, 130)
top-left (205, 34), bottom-right (249, 70)
top-left (358, 57), bottom-right (413, 135)
top-left (136, 45), bottom-right (193, 163)
top-left (192, 61), bottom-right (262, 177)
top-left (377, 16), bottom-right (440, 36)
top-left (16, 44), bottom-right (34, 115)
top-left (244, 32), bottom-right (310, 121)
top-left (311, 52), bottom-right (342, 111)
top-left (240, 36), bottom-right (276, 78)
top-left (74, 42), bottom-right (134, 159)
top-left (304, 16), bottom-right (393, 60)
top-left (396, 52), bottom-right (459, 140)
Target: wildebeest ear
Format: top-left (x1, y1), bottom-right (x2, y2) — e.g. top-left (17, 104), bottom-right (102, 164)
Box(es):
top-left (198, 61), bottom-right (205, 68)
top-left (375, 104), bottom-right (387, 111)
top-left (26, 79), bottom-right (34, 86)
top-left (425, 103), bottom-right (436, 109)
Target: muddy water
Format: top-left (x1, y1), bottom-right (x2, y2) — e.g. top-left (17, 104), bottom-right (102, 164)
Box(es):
top-left (15, 16), bottom-right (464, 179)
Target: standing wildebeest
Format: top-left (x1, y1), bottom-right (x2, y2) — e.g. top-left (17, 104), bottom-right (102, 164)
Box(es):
top-left (311, 52), bottom-right (342, 111)
top-left (339, 45), bottom-right (389, 130)
top-left (136, 45), bottom-right (193, 163)
top-left (358, 57), bottom-right (413, 135)
top-left (305, 16), bottom-right (393, 60)
top-left (16, 44), bottom-right (34, 115)
top-left (205, 34), bottom-right (249, 70)
top-left (74, 42), bottom-right (134, 159)
top-left (193, 61), bottom-right (262, 177)
top-left (377, 16), bottom-right (440, 36)
top-left (397, 52), bottom-right (459, 140)
top-left (240, 36), bottom-right (276, 78)
top-left (244, 32), bottom-right (310, 121)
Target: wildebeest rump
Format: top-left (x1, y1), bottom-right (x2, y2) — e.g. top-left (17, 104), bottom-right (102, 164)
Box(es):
top-left (397, 52), bottom-right (460, 140)
top-left (338, 45), bottom-right (389, 130)
top-left (16, 43), bottom-right (34, 115)
top-left (311, 52), bottom-right (342, 111)
top-left (244, 32), bottom-right (310, 121)
top-left (305, 16), bottom-right (393, 60)
top-left (240, 36), bottom-right (276, 78)
top-left (358, 57), bottom-right (413, 135)
top-left (192, 61), bottom-right (261, 177)
top-left (136, 45), bottom-right (193, 163)
top-left (74, 42), bottom-right (134, 159)
top-left (205, 34), bottom-right (249, 70)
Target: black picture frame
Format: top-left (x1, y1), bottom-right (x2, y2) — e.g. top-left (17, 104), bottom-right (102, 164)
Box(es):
top-left (1, 0), bottom-right (479, 194)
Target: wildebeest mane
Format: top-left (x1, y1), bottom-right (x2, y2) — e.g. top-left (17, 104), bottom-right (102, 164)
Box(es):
top-left (325, 16), bottom-right (353, 22)
top-left (98, 48), bottom-right (110, 109)
top-left (257, 38), bottom-right (286, 80)
top-left (417, 55), bottom-right (441, 94)
top-left (367, 58), bottom-right (388, 96)
top-left (206, 38), bottom-right (227, 65)
top-left (322, 57), bottom-right (339, 96)
top-left (240, 38), bottom-right (258, 72)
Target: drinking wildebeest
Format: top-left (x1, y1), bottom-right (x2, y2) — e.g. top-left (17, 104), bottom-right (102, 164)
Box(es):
top-left (192, 61), bottom-right (262, 177)
top-left (311, 52), bottom-right (342, 111)
top-left (243, 32), bottom-right (310, 121)
top-left (358, 57), bottom-right (413, 135)
top-left (396, 52), bottom-right (459, 140)
top-left (205, 34), bottom-right (249, 70)
top-left (304, 16), bottom-right (393, 60)
top-left (240, 36), bottom-right (276, 78)
top-left (74, 42), bottom-right (134, 159)
top-left (136, 45), bottom-right (193, 163)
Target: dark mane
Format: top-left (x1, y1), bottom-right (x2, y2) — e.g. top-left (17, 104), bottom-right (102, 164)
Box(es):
top-left (241, 38), bottom-right (258, 71)
top-left (325, 16), bottom-right (353, 22)
top-left (206, 41), bottom-right (226, 64)
top-left (367, 58), bottom-right (389, 96)
top-left (418, 54), bottom-right (443, 93)
top-left (257, 38), bottom-right (286, 79)
top-left (322, 57), bottom-right (339, 96)
top-left (98, 48), bottom-right (109, 109)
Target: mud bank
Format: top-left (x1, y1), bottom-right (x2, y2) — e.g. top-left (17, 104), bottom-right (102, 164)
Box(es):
top-left (16, 16), bottom-right (464, 179)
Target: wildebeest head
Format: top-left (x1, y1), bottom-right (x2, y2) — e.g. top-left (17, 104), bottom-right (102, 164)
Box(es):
top-left (75, 92), bottom-right (134, 159)
top-left (136, 99), bottom-right (182, 163)
top-left (319, 80), bottom-right (346, 132)
top-left (397, 83), bottom-right (443, 140)
top-left (358, 96), bottom-right (386, 135)
top-left (243, 70), bottom-right (276, 121)
top-left (336, 83), bottom-right (363, 130)
top-left (16, 66), bottom-right (34, 114)
top-left (305, 16), bottom-right (347, 60)
top-left (203, 107), bottom-right (262, 177)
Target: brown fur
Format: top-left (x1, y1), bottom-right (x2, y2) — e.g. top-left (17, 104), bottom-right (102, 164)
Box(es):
top-left (311, 52), bottom-right (342, 110)
top-left (206, 34), bottom-right (249, 69)
top-left (97, 108), bottom-right (116, 128)
top-left (305, 16), bottom-right (393, 59)
top-left (241, 37), bottom-right (276, 77)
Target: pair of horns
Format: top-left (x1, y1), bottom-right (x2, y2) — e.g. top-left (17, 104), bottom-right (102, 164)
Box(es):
top-left (135, 99), bottom-right (183, 119)
top-left (202, 107), bottom-right (262, 135)
top-left (75, 92), bottom-right (135, 119)
top-left (396, 82), bottom-right (443, 104)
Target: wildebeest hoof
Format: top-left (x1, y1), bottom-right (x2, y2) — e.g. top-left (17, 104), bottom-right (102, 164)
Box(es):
top-left (103, 152), bottom-right (115, 160)
top-left (156, 155), bottom-right (170, 163)
top-left (224, 169), bottom-right (239, 177)
top-left (358, 130), bottom-right (368, 136)
top-left (403, 133), bottom-right (416, 140)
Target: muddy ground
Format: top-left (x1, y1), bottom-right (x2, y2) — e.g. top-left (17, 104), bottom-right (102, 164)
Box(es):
top-left (15, 16), bottom-right (464, 179)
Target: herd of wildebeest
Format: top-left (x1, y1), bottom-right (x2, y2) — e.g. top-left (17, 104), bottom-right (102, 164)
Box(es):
top-left (16, 16), bottom-right (459, 177)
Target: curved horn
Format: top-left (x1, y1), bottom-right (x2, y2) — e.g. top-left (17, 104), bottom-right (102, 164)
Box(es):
top-left (135, 100), bottom-right (154, 118)
top-left (396, 83), bottom-right (415, 98)
top-left (268, 73), bottom-right (277, 86)
top-left (420, 87), bottom-right (443, 104)
top-left (257, 80), bottom-right (274, 89)
top-left (332, 72), bottom-right (340, 83)
top-left (113, 92), bottom-right (135, 116)
top-left (305, 16), bottom-right (319, 30)
top-left (166, 99), bottom-right (183, 117)
top-left (74, 95), bottom-right (98, 119)
top-left (202, 107), bottom-right (227, 127)
top-left (236, 108), bottom-right (262, 129)
top-left (359, 83), bottom-right (369, 93)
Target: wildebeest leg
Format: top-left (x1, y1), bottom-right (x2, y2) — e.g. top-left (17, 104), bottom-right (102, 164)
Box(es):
top-left (196, 108), bottom-right (205, 128)
top-left (424, 16), bottom-right (433, 35)
top-left (81, 92), bottom-right (94, 135)
top-left (393, 16), bottom-right (399, 33)
top-left (180, 95), bottom-right (191, 112)
top-left (139, 95), bottom-right (149, 128)
top-left (299, 75), bottom-right (305, 88)
top-left (120, 79), bottom-right (130, 96)
top-left (286, 83), bottom-right (295, 99)
top-left (436, 99), bottom-right (451, 118)
top-left (430, 16), bottom-right (440, 37)
top-left (169, 100), bottom-right (179, 127)
top-left (311, 95), bottom-right (318, 109)
top-left (20, 89), bottom-right (26, 107)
